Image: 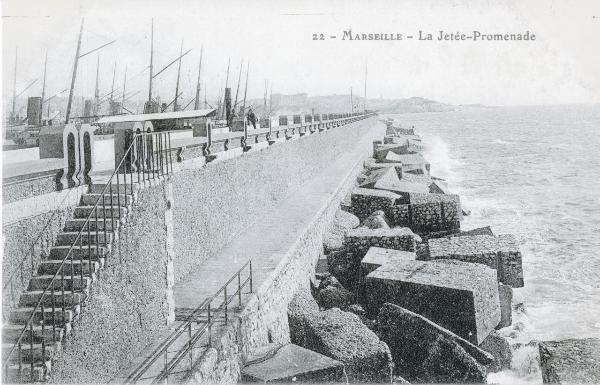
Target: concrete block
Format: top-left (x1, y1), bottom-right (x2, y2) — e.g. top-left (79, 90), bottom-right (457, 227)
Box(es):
top-left (241, 343), bottom-right (345, 382)
top-left (304, 308), bottom-right (393, 382)
top-left (365, 258), bottom-right (501, 344)
top-left (454, 226), bottom-right (495, 237)
top-left (377, 303), bottom-right (492, 383)
top-left (360, 247), bottom-right (416, 277)
top-left (480, 330), bottom-right (512, 372)
top-left (427, 234), bottom-right (524, 287)
top-left (359, 167), bottom-right (401, 190)
top-left (498, 283), bottom-right (513, 328)
top-left (350, 187), bottom-right (402, 221)
top-left (539, 338), bottom-right (600, 384)
top-left (360, 210), bottom-right (390, 229)
top-left (288, 289), bottom-right (319, 346)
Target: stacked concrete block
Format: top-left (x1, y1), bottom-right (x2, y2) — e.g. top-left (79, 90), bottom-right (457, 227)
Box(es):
top-left (377, 303), bottom-right (492, 383)
top-left (373, 143), bottom-right (411, 161)
top-left (350, 188), bottom-right (402, 221)
top-left (364, 258), bottom-right (501, 344)
top-left (241, 343), bottom-right (346, 382)
top-left (303, 308), bottom-right (393, 382)
top-left (497, 283), bottom-right (513, 328)
top-left (427, 234), bottom-right (524, 287)
top-left (342, 228), bottom-right (419, 290)
top-left (363, 159), bottom-right (403, 179)
top-left (359, 167), bottom-right (401, 191)
top-left (387, 200), bottom-right (461, 233)
top-left (539, 338), bottom-right (600, 384)
top-left (345, 227), bottom-right (419, 257)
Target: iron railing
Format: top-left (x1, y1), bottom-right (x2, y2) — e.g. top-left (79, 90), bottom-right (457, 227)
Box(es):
top-left (125, 260), bottom-right (253, 384)
top-left (2, 130), bottom-right (173, 382)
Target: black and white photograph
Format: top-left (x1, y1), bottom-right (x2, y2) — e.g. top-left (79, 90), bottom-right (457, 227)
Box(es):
top-left (1, 0), bottom-right (599, 384)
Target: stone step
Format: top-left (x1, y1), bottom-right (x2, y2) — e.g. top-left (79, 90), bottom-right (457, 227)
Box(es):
top-left (19, 290), bottom-right (85, 308)
top-left (55, 231), bottom-right (112, 246)
top-left (74, 205), bottom-right (126, 220)
top-left (2, 324), bottom-right (65, 345)
top-left (49, 245), bottom-right (108, 259)
top-left (8, 307), bottom-right (75, 326)
top-left (2, 342), bottom-right (59, 364)
top-left (80, 193), bottom-right (133, 207)
top-left (37, 259), bottom-right (101, 276)
top-left (64, 218), bottom-right (117, 232)
top-left (3, 362), bottom-right (48, 382)
top-left (89, 183), bottom-right (138, 195)
top-left (28, 275), bottom-right (91, 292)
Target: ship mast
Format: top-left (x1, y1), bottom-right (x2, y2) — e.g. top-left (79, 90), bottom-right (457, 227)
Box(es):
top-left (233, 58), bottom-right (243, 116)
top-left (40, 50), bottom-right (48, 123)
top-left (147, 18), bottom-right (154, 110)
top-left (93, 54), bottom-right (100, 116)
top-left (222, 57), bottom-right (230, 119)
top-left (241, 61), bottom-right (249, 116)
top-left (110, 61), bottom-right (117, 103)
top-left (65, 19), bottom-right (84, 123)
top-left (364, 62), bottom-right (367, 112)
top-left (174, 39), bottom-right (183, 111)
top-left (194, 45), bottom-right (203, 110)
top-left (11, 47), bottom-right (17, 121)
top-left (121, 65), bottom-right (127, 114)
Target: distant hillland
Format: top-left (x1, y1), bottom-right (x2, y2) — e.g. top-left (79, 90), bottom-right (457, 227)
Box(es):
top-left (4, 93), bottom-right (481, 122)
top-left (247, 94), bottom-right (470, 116)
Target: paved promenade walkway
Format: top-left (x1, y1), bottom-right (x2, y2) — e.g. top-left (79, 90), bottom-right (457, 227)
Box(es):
top-left (112, 122), bottom-right (382, 382)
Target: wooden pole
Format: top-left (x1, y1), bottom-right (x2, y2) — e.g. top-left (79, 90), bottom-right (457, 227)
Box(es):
top-left (194, 45), bottom-right (203, 110)
top-left (222, 58), bottom-right (230, 119)
top-left (148, 18), bottom-right (154, 107)
top-left (364, 63), bottom-right (367, 112)
top-left (93, 54), bottom-right (100, 116)
top-left (65, 19), bottom-right (84, 123)
top-left (40, 49), bottom-right (48, 123)
top-left (11, 46), bottom-right (17, 121)
top-left (121, 65), bottom-right (127, 114)
top-left (233, 58), bottom-right (243, 116)
top-left (241, 62), bottom-right (249, 117)
top-left (174, 39), bottom-right (184, 111)
top-left (110, 62), bottom-right (117, 102)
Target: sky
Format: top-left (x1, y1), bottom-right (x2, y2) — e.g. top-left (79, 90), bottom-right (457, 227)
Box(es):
top-left (2, 0), bottom-right (600, 108)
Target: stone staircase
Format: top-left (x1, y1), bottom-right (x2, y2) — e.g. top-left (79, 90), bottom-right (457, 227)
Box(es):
top-left (2, 182), bottom-right (138, 382)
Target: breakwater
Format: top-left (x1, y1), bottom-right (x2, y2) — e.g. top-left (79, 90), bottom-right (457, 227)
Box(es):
top-left (284, 120), bottom-right (520, 383)
top-left (280, 116), bottom-right (600, 384)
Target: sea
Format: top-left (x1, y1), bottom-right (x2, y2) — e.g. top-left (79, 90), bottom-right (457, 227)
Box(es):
top-left (390, 104), bottom-right (600, 384)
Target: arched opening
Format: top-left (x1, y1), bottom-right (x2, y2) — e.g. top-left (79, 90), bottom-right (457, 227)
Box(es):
top-left (83, 132), bottom-right (92, 184)
top-left (66, 133), bottom-right (76, 187)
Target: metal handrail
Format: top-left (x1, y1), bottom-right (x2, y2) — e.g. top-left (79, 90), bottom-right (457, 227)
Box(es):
top-left (125, 260), bottom-right (253, 384)
top-left (2, 130), bottom-right (173, 381)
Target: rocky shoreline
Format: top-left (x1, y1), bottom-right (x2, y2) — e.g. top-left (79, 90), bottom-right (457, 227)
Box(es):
top-left (274, 120), bottom-right (599, 384)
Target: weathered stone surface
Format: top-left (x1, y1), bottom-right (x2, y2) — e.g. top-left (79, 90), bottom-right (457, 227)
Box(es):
top-left (350, 187), bottom-right (402, 221)
top-left (288, 288), bottom-right (319, 346)
top-left (318, 275), bottom-right (344, 291)
top-left (304, 308), bottom-right (393, 382)
top-left (373, 143), bottom-right (411, 161)
top-left (317, 285), bottom-right (354, 310)
top-left (365, 258), bottom-right (500, 344)
top-left (326, 249), bottom-right (354, 288)
top-left (360, 247), bottom-right (416, 278)
top-left (497, 283), bottom-right (513, 329)
top-left (344, 228), bottom-right (419, 290)
top-left (323, 210), bottom-right (360, 253)
top-left (376, 303), bottom-right (491, 383)
top-left (539, 338), bottom-right (600, 384)
top-left (360, 167), bottom-right (401, 190)
top-left (388, 200), bottom-right (461, 233)
top-left (455, 226), bottom-right (495, 237)
top-left (479, 330), bottom-right (512, 372)
top-left (241, 343), bottom-right (346, 382)
top-left (427, 234), bottom-right (524, 287)
top-left (361, 210), bottom-right (390, 229)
